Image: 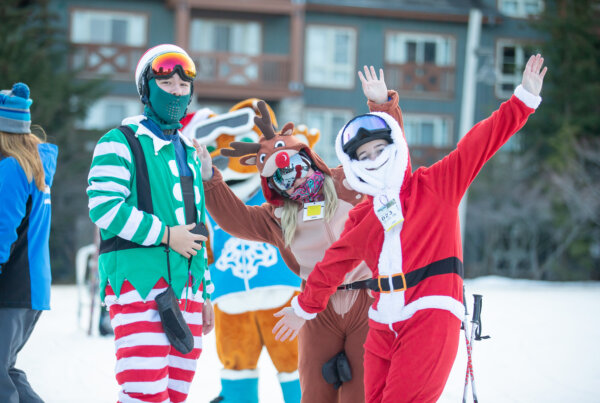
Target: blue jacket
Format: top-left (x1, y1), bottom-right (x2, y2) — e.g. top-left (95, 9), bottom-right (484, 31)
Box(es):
top-left (0, 143), bottom-right (58, 310)
top-left (208, 190), bottom-right (300, 302)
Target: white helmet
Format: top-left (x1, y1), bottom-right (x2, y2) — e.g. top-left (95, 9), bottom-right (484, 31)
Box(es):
top-left (134, 44), bottom-right (194, 103)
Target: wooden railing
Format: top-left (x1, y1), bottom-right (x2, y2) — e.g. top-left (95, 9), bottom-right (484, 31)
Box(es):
top-left (70, 44), bottom-right (146, 80)
top-left (385, 63), bottom-right (455, 99)
top-left (69, 45), bottom-right (296, 99)
top-left (189, 51), bottom-right (295, 99)
top-left (179, 0), bottom-right (295, 14)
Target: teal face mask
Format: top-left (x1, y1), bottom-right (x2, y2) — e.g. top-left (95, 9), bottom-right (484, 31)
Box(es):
top-left (144, 78), bottom-right (191, 130)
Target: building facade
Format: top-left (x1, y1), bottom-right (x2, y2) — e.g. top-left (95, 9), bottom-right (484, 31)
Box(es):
top-left (51, 0), bottom-right (545, 167)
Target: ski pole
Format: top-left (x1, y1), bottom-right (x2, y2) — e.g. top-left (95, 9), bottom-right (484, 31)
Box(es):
top-left (461, 288), bottom-right (474, 403)
top-left (472, 294), bottom-right (490, 342)
top-left (462, 292), bottom-right (490, 403)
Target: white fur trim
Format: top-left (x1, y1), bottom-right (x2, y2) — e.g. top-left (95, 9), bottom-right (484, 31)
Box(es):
top-left (221, 369), bottom-right (259, 380)
top-left (278, 370), bottom-right (300, 383)
top-left (368, 295), bottom-right (465, 324)
top-left (335, 111), bottom-right (408, 197)
top-left (291, 295), bottom-right (317, 320)
top-left (514, 84), bottom-right (542, 110)
top-left (213, 287), bottom-right (297, 314)
top-left (377, 223), bottom-right (403, 276)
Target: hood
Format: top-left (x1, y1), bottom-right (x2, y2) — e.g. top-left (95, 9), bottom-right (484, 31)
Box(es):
top-left (260, 143), bottom-right (331, 207)
top-left (335, 111), bottom-right (410, 196)
top-left (220, 100), bottom-right (330, 207)
top-left (38, 143), bottom-right (58, 187)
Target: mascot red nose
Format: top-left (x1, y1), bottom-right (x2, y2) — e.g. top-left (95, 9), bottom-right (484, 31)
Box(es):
top-left (275, 152), bottom-right (290, 169)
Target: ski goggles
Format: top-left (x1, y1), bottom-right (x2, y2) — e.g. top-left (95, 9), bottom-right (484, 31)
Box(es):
top-left (150, 52), bottom-right (197, 81)
top-left (340, 114), bottom-right (392, 155)
top-left (271, 152), bottom-right (312, 191)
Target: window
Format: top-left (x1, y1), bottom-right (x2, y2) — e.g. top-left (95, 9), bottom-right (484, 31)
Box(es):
top-left (305, 26), bottom-right (356, 89)
top-left (303, 108), bottom-right (354, 166)
top-left (190, 19), bottom-right (261, 55)
top-left (386, 32), bottom-right (455, 66)
top-left (70, 10), bottom-right (147, 46)
top-left (384, 32), bottom-right (455, 96)
top-left (82, 97), bottom-right (142, 130)
top-left (403, 114), bottom-right (453, 147)
top-left (499, 0), bottom-right (544, 18)
top-left (495, 40), bottom-right (536, 98)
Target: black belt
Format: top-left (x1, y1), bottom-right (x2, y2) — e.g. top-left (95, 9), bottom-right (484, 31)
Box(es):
top-left (338, 257), bottom-right (463, 293)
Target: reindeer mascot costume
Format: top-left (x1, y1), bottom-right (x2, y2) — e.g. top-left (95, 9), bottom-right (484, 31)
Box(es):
top-left (198, 101), bottom-right (397, 402)
top-left (182, 100), bottom-right (318, 403)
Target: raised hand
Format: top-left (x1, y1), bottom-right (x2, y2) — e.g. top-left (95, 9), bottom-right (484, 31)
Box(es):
top-left (521, 54), bottom-right (547, 97)
top-left (358, 65), bottom-right (388, 104)
top-left (193, 139), bottom-right (213, 180)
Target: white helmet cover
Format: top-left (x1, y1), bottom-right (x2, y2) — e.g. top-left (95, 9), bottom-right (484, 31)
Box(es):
top-left (335, 111), bottom-right (409, 196)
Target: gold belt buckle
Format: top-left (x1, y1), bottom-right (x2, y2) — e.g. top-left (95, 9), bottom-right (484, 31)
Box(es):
top-left (378, 273), bottom-right (407, 293)
top-left (394, 273), bottom-right (407, 292)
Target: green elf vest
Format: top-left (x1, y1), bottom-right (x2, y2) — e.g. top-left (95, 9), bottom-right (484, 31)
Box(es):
top-left (87, 118), bottom-right (211, 301)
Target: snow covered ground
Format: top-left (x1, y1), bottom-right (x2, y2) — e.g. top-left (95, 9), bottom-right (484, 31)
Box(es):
top-left (17, 276), bottom-right (600, 402)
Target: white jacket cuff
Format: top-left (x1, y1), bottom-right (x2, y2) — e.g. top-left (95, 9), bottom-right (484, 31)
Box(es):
top-left (514, 84), bottom-right (542, 110)
top-left (291, 296), bottom-right (318, 320)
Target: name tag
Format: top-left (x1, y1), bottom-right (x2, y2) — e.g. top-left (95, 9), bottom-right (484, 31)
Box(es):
top-left (303, 201), bottom-right (325, 221)
top-left (375, 197), bottom-right (403, 231)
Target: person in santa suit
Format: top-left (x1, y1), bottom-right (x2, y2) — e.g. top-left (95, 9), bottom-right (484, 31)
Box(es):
top-left (273, 54), bottom-right (547, 403)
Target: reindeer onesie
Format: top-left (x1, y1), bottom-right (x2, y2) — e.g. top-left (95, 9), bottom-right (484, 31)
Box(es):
top-left (202, 102), bottom-right (398, 402)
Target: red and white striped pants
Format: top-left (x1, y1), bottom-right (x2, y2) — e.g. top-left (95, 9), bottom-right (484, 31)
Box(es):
top-left (105, 278), bottom-right (204, 403)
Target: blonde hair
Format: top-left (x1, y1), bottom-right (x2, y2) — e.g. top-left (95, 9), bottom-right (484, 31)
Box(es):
top-left (281, 174), bottom-right (338, 247)
top-left (0, 125), bottom-right (47, 191)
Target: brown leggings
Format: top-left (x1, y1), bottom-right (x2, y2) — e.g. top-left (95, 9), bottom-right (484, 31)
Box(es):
top-left (298, 289), bottom-right (372, 403)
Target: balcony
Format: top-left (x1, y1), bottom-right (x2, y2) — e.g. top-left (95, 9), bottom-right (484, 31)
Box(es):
top-left (168, 0), bottom-right (296, 14)
top-left (70, 44), bottom-right (145, 81)
top-left (189, 51), bottom-right (297, 100)
top-left (70, 44), bottom-right (298, 100)
top-left (385, 63), bottom-right (455, 100)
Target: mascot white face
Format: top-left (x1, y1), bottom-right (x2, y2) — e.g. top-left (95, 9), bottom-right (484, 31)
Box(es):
top-left (182, 99), bottom-right (320, 201)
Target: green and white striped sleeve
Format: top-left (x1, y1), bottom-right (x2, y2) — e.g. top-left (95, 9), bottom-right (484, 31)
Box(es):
top-left (87, 129), bottom-right (165, 246)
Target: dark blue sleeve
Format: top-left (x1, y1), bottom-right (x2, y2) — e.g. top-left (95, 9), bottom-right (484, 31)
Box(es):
top-left (0, 157), bottom-right (30, 271)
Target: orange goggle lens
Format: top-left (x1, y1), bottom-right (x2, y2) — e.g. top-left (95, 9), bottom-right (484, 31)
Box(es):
top-left (150, 52), bottom-right (197, 80)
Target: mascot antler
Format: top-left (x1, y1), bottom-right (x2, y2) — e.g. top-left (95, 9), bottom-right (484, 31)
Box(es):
top-left (221, 100), bottom-right (274, 158)
top-left (253, 100), bottom-right (276, 140)
top-left (220, 141), bottom-right (260, 158)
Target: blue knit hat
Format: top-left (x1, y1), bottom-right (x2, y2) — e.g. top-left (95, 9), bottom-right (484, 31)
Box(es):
top-left (0, 83), bottom-right (33, 134)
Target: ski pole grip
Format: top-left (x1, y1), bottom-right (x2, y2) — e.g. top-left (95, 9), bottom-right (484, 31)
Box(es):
top-left (472, 294), bottom-right (483, 323)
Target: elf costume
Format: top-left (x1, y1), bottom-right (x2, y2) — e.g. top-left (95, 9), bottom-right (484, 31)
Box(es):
top-left (87, 44), bottom-right (212, 403)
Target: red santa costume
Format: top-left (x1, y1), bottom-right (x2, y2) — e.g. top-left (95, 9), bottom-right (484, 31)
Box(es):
top-left (290, 85), bottom-right (542, 402)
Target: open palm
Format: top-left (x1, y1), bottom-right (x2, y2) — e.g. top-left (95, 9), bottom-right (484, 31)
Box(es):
top-left (358, 65), bottom-right (388, 104)
top-left (521, 54), bottom-right (547, 97)
top-left (193, 139), bottom-right (213, 180)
